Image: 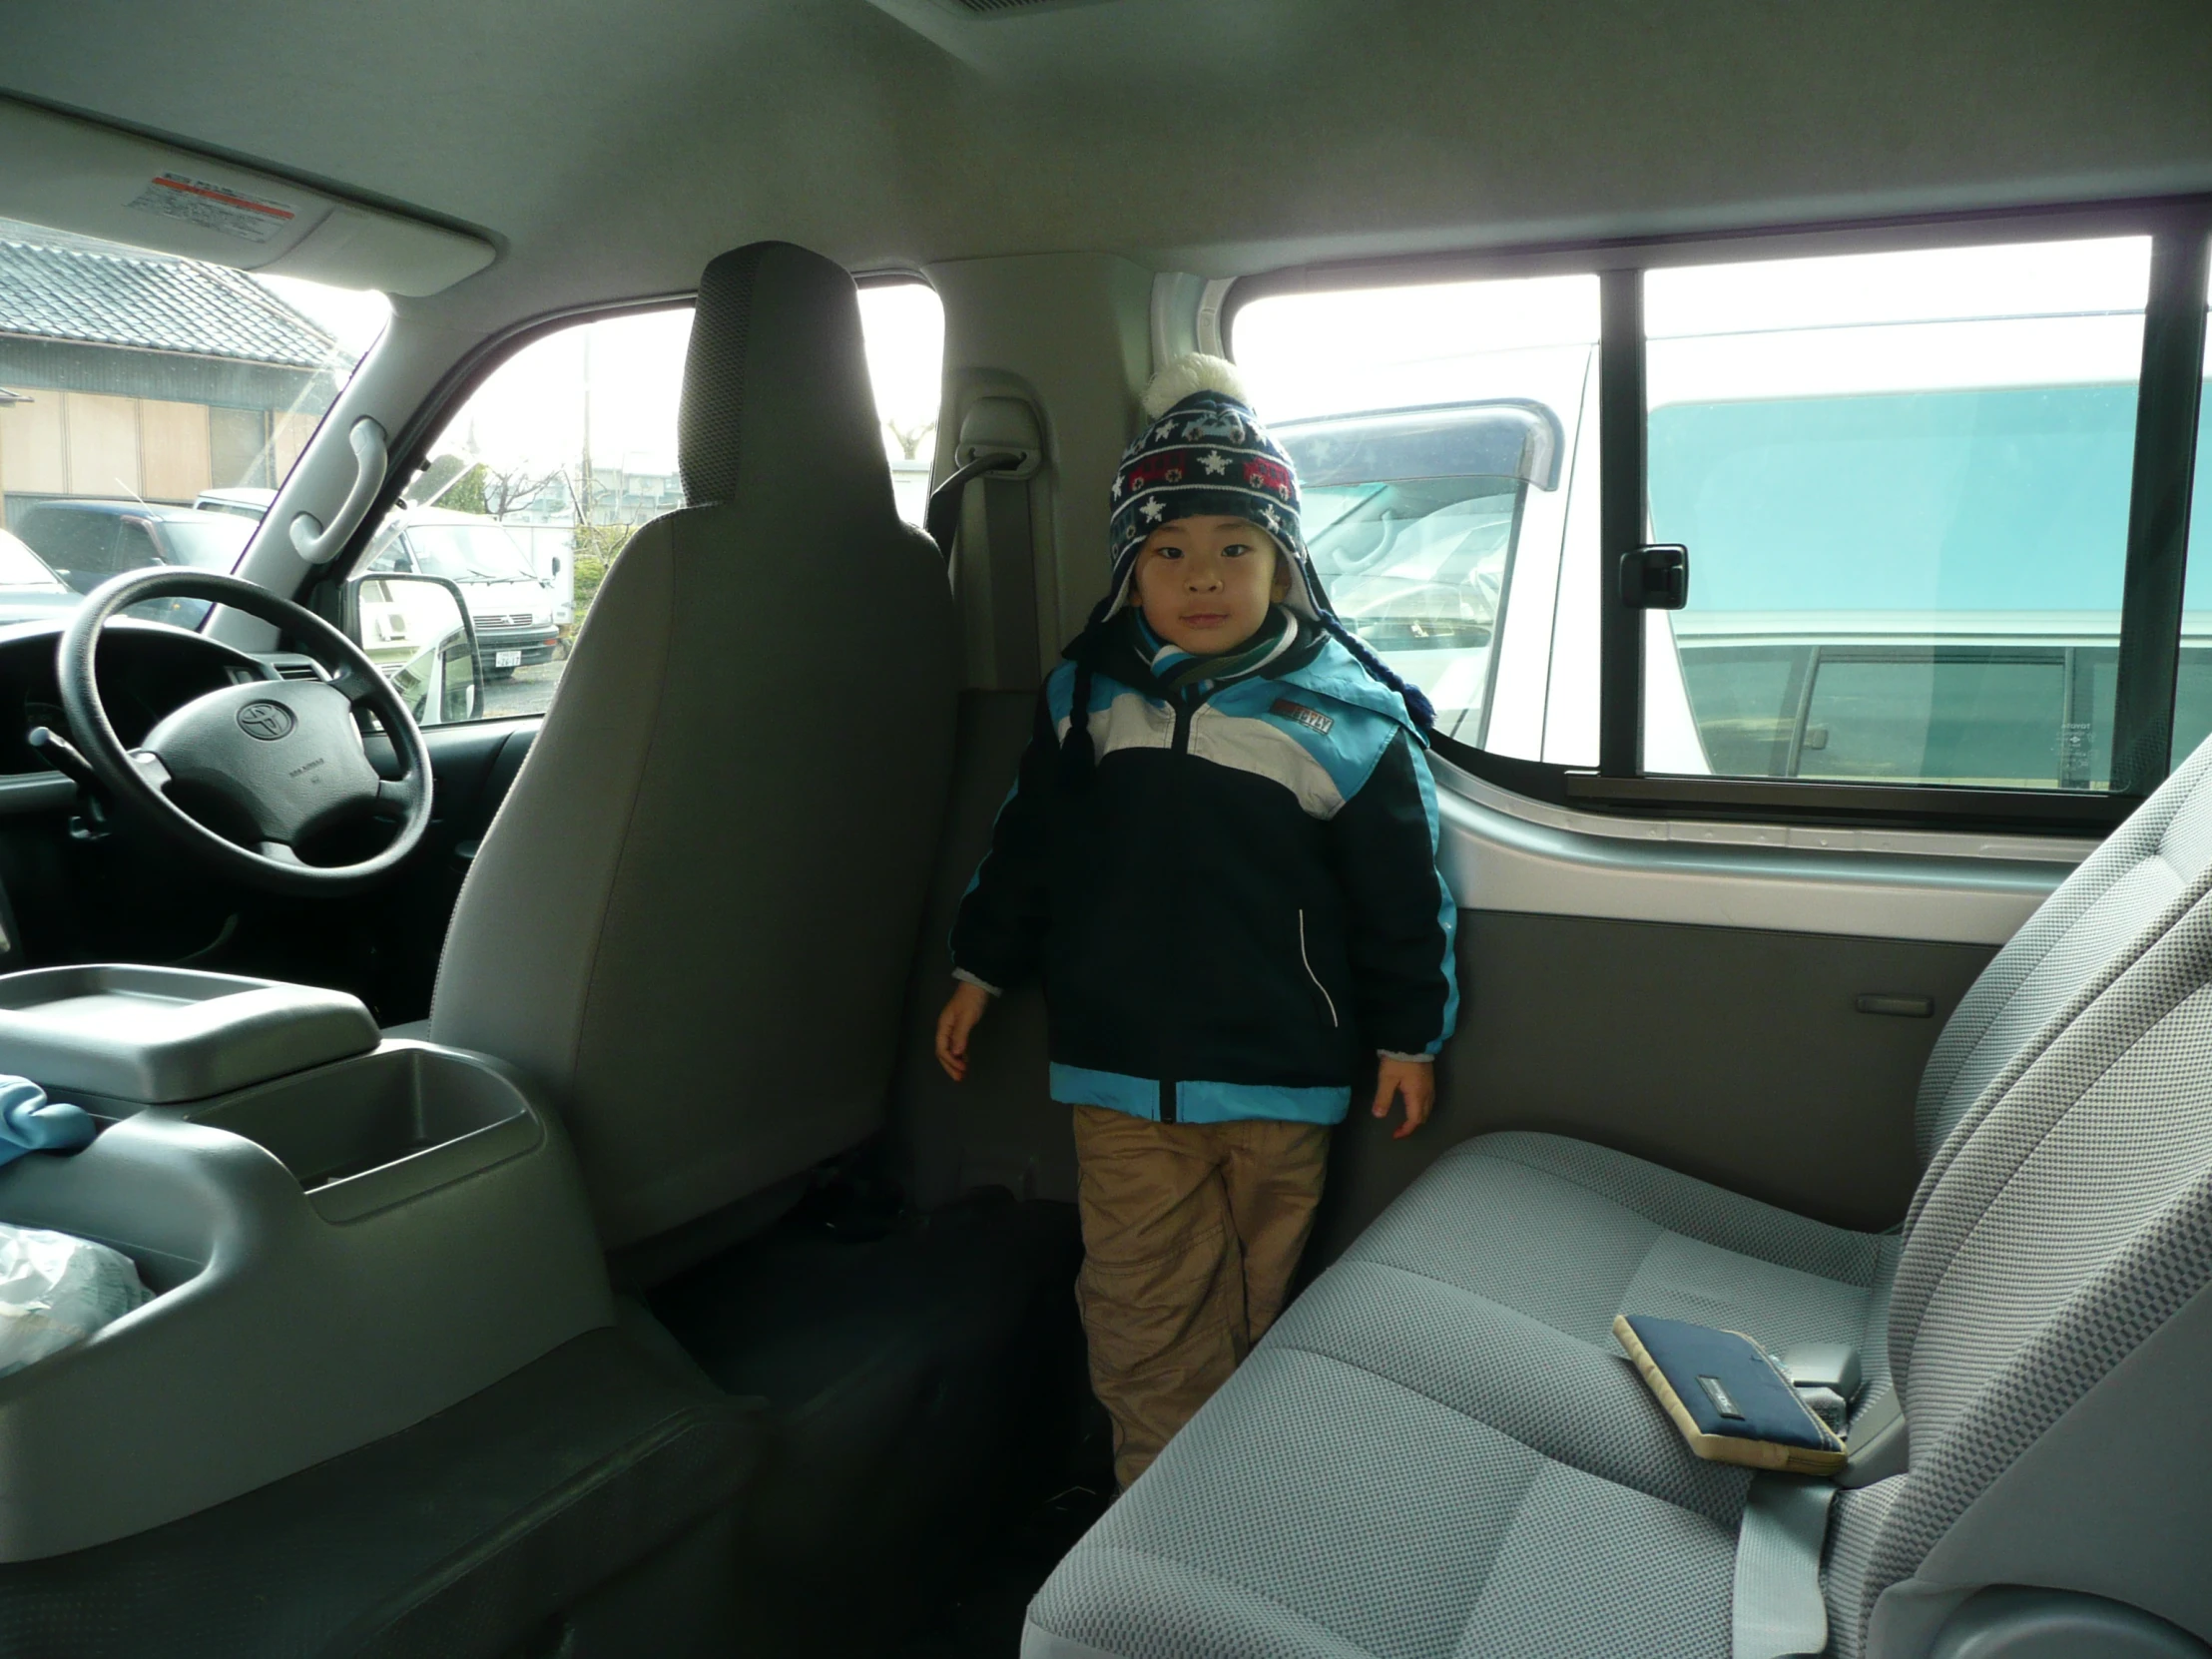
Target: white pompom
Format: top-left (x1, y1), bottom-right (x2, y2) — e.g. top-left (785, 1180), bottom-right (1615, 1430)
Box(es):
top-left (1141, 352), bottom-right (1251, 419)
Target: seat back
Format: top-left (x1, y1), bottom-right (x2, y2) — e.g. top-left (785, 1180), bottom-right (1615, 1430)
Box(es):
top-left (1831, 870), bottom-right (2212, 1655)
top-left (430, 243), bottom-right (959, 1250)
top-left (1914, 736), bottom-right (2212, 1175)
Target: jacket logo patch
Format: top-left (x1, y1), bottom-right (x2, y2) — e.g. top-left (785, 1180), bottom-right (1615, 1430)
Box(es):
top-left (1271, 698), bottom-right (1333, 736)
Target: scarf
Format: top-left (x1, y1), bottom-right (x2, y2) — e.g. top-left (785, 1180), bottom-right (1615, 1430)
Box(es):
top-left (1129, 605), bottom-right (1300, 694)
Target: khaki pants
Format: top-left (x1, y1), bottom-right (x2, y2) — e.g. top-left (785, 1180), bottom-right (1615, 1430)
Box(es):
top-left (1071, 1104), bottom-right (1331, 1488)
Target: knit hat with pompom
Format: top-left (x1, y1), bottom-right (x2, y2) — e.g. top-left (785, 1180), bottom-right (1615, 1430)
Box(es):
top-left (1095, 353), bottom-right (1434, 730)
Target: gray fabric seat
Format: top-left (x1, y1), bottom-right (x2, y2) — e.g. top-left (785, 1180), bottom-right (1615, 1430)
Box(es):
top-left (1027, 738), bottom-right (2212, 1659)
top-left (428, 243), bottom-right (958, 1254)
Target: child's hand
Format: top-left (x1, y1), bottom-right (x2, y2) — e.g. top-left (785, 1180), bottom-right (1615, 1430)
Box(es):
top-left (934, 981), bottom-right (994, 1082)
top-left (1371, 1057), bottom-right (1435, 1139)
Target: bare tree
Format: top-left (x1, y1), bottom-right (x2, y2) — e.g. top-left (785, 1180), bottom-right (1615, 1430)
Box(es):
top-left (475, 462), bottom-right (564, 520)
top-left (883, 418), bottom-right (936, 461)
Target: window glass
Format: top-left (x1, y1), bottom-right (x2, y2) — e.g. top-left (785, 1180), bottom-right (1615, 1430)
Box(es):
top-left (1232, 275), bottom-right (1601, 756)
top-left (859, 280), bottom-right (945, 526)
top-left (0, 218), bottom-right (386, 627)
top-left (2165, 256), bottom-right (2212, 770)
top-left (1645, 237), bottom-right (2151, 789)
top-left (377, 279), bottom-right (943, 726)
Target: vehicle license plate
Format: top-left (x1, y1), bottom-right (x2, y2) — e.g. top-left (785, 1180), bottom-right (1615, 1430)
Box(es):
top-left (493, 649), bottom-right (522, 668)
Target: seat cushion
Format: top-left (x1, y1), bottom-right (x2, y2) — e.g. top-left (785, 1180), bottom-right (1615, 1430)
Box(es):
top-left (1028, 1339), bottom-right (1740, 1659)
top-left (1347, 1131), bottom-right (1902, 1421)
top-left (1025, 1129), bottom-right (1892, 1659)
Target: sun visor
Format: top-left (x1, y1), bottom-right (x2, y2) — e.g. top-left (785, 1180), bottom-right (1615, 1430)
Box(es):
top-left (0, 98), bottom-right (493, 296)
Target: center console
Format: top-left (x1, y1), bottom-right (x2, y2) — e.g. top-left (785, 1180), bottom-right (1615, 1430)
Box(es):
top-left (0, 965), bottom-right (613, 1560)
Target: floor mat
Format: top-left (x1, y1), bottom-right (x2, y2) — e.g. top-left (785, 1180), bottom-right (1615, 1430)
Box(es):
top-left (650, 1188), bottom-right (1093, 1657)
top-left (893, 1473), bottom-right (1116, 1658)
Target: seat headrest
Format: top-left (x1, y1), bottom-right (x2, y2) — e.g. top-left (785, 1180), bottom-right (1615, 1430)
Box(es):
top-left (677, 241), bottom-right (888, 508)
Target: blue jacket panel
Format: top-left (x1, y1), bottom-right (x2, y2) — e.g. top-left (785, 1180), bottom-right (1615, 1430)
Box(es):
top-left (951, 619), bottom-right (1458, 1126)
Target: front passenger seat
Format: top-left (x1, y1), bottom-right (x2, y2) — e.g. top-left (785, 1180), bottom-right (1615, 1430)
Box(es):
top-left (429, 242), bottom-right (959, 1257)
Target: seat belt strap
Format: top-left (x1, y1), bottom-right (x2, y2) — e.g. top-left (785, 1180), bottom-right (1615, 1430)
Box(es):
top-left (923, 450), bottom-right (1023, 564)
top-left (1733, 1472), bottom-right (1838, 1659)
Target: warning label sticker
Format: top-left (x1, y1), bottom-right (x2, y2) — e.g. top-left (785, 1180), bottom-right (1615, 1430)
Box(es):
top-left (127, 173), bottom-right (297, 245)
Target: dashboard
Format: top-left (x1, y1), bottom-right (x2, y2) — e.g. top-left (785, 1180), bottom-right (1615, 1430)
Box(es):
top-left (0, 617), bottom-right (290, 796)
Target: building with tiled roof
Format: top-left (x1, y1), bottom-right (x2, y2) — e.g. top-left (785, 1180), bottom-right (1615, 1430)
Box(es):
top-left (0, 221), bottom-right (346, 519)
top-left (0, 230), bottom-right (334, 367)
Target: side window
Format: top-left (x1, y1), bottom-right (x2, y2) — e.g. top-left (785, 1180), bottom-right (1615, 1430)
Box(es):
top-left (374, 279), bottom-right (943, 726)
top-left (17, 506), bottom-right (117, 583)
top-left (1231, 275), bottom-right (1600, 757)
top-left (114, 518), bottom-right (162, 573)
top-left (2166, 261), bottom-right (2212, 768)
top-left (1644, 238), bottom-right (2151, 790)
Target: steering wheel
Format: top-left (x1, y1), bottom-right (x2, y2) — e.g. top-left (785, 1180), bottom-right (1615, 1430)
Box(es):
top-left (57, 568), bottom-right (434, 894)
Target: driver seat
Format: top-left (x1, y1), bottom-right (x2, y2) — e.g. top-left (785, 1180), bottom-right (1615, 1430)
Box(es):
top-left (426, 242), bottom-right (959, 1259)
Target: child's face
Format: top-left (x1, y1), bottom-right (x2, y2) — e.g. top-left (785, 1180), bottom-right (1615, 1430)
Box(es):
top-left (1131, 516), bottom-right (1291, 655)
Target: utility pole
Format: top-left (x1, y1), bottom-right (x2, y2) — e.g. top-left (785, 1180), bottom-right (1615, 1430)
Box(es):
top-left (577, 328), bottom-right (594, 527)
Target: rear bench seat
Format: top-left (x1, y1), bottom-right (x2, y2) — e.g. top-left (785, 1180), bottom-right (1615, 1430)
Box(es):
top-left (1026, 740), bottom-right (2212, 1659)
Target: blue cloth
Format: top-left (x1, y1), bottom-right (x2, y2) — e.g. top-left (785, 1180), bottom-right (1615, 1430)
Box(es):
top-left (0, 1076), bottom-right (95, 1169)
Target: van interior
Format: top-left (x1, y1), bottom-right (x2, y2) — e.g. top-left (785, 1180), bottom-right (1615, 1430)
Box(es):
top-left (0, 6), bottom-right (2209, 1657)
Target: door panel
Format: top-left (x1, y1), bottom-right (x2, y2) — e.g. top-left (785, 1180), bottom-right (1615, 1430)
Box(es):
top-left (1301, 909), bottom-right (1994, 1274)
top-left (354, 717), bottom-right (539, 1024)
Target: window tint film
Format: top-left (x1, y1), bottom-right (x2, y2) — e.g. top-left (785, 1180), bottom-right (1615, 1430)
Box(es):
top-left (0, 217), bottom-right (385, 628)
top-left (1233, 275), bottom-right (1600, 757)
top-left (1644, 237), bottom-right (2150, 789)
top-left (374, 278), bottom-right (943, 728)
top-left (2166, 258), bottom-right (2212, 771)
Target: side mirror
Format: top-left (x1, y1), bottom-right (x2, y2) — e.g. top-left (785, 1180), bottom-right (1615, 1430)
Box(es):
top-left (549, 555), bottom-right (562, 577)
top-left (340, 570), bottom-right (481, 728)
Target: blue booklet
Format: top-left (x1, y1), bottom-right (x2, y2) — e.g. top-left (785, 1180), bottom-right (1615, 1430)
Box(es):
top-left (1613, 1314), bottom-right (1847, 1475)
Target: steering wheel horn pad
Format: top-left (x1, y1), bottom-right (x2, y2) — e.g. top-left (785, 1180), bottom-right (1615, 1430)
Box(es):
top-left (58, 568), bottom-right (434, 892)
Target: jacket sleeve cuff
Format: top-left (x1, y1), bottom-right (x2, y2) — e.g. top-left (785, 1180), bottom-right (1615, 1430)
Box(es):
top-left (952, 968), bottom-right (1003, 997)
top-left (1377, 1049), bottom-right (1434, 1063)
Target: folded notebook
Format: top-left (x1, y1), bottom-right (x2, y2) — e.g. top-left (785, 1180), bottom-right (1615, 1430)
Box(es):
top-left (1613, 1314), bottom-right (1848, 1475)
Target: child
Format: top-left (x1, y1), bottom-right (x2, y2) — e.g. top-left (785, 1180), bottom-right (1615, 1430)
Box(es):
top-left (934, 354), bottom-right (1458, 1488)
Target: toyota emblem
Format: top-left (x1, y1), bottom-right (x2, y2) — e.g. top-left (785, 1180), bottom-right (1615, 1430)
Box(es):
top-left (237, 701), bottom-right (296, 742)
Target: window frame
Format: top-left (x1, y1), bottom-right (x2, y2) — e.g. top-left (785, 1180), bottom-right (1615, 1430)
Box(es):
top-left (1227, 195), bottom-right (2212, 838)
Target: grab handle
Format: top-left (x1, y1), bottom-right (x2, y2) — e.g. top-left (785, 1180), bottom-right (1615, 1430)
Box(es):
top-left (287, 417), bottom-right (388, 565)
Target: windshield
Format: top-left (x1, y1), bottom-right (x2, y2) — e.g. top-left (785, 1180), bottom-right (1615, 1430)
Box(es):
top-left (159, 516), bottom-right (255, 570)
top-left (0, 217), bottom-right (386, 629)
top-left (1302, 476), bottom-right (1523, 740)
top-left (403, 524), bottom-right (537, 583)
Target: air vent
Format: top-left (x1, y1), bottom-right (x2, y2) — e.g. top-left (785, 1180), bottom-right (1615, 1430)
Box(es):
top-left (263, 656), bottom-right (324, 682)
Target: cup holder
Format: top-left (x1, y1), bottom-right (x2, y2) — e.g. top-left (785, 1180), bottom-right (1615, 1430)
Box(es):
top-left (192, 1045), bottom-right (535, 1221)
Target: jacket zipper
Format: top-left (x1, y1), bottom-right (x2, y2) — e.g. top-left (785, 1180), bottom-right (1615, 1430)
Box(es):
top-left (1298, 909), bottom-right (1341, 1028)
top-left (1158, 690), bottom-right (1204, 1122)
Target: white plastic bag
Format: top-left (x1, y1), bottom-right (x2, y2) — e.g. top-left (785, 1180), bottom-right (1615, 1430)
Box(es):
top-left (0, 1222), bottom-right (151, 1379)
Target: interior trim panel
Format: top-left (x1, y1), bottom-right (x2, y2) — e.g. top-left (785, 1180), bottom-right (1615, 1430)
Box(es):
top-left (1433, 758), bottom-right (2087, 946)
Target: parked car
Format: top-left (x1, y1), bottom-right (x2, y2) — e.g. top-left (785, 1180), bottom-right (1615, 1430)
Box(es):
top-left (10, 499), bottom-right (253, 630)
top-left (191, 486), bottom-right (276, 520)
top-left (0, 529), bottom-right (78, 626)
top-left (12, 499), bottom-right (254, 593)
top-left (361, 508), bottom-right (562, 679)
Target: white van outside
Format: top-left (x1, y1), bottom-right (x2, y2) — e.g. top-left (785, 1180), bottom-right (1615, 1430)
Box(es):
top-left (361, 507), bottom-right (565, 679)
top-left (1272, 267), bottom-right (2185, 791)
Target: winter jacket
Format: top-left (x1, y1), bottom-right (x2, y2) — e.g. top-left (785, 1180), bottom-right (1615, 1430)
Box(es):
top-left (950, 613), bottom-right (1458, 1126)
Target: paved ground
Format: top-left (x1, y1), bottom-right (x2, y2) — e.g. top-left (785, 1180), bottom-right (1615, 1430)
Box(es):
top-left (479, 658), bottom-right (565, 719)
